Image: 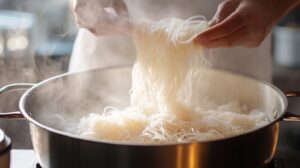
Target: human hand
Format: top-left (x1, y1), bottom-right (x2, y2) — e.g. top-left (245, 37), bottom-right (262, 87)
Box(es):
top-left (194, 0), bottom-right (300, 48)
top-left (70, 0), bottom-right (130, 35)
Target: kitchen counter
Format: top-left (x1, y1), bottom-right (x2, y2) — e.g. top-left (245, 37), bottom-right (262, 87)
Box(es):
top-left (11, 150), bottom-right (36, 168)
top-left (10, 149), bottom-right (300, 168)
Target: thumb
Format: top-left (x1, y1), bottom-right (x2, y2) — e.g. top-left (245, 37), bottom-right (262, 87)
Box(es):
top-left (210, 0), bottom-right (240, 26)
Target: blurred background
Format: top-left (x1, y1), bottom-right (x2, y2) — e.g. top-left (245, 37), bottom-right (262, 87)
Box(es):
top-left (0, 0), bottom-right (299, 152)
top-left (0, 0), bottom-right (75, 83)
top-left (0, 0), bottom-right (76, 148)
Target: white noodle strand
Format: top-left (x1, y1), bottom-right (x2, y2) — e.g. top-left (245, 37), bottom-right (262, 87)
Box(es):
top-left (76, 17), bottom-right (270, 144)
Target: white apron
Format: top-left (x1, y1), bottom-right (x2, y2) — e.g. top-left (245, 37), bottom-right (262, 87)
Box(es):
top-left (69, 0), bottom-right (272, 82)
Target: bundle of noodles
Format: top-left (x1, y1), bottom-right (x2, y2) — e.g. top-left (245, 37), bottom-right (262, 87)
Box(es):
top-left (77, 16), bottom-right (270, 144)
top-left (131, 17), bottom-right (210, 120)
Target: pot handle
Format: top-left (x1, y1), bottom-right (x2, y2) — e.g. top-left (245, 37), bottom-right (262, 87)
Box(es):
top-left (282, 91), bottom-right (300, 122)
top-left (285, 91), bottom-right (300, 97)
top-left (0, 83), bottom-right (35, 119)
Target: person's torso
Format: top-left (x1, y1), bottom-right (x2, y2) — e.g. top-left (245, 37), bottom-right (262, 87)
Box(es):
top-left (125, 0), bottom-right (221, 20)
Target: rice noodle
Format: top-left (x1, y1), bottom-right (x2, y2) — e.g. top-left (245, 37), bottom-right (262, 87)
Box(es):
top-left (76, 16), bottom-right (270, 144)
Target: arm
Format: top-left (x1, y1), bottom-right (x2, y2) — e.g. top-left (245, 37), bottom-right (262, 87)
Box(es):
top-left (194, 0), bottom-right (300, 48)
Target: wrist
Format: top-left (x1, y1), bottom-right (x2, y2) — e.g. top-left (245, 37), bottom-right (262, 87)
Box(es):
top-left (276, 0), bottom-right (300, 20)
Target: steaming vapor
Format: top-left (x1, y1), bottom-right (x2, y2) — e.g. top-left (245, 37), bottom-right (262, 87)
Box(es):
top-left (0, 0), bottom-right (271, 149)
top-left (0, 0), bottom-right (72, 149)
top-left (69, 0), bottom-right (220, 72)
top-left (41, 0), bottom-right (218, 138)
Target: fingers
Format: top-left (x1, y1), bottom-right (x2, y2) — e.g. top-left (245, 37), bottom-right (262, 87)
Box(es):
top-left (72, 0), bottom-right (130, 36)
top-left (112, 0), bottom-right (128, 17)
top-left (198, 25), bottom-right (266, 49)
top-left (193, 0), bottom-right (278, 48)
top-left (195, 11), bottom-right (247, 44)
top-left (210, 0), bottom-right (240, 26)
top-left (199, 27), bottom-right (248, 48)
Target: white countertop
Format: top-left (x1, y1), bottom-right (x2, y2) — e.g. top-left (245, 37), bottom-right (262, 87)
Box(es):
top-left (11, 150), bottom-right (37, 168)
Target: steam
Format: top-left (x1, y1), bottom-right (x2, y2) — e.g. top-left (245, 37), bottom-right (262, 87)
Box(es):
top-left (0, 0), bottom-right (72, 111)
top-left (0, 0), bottom-right (73, 148)
top-left (0, 0), bottom-right (275, 149)
top-left (35, 0), bottom-right (218, 131)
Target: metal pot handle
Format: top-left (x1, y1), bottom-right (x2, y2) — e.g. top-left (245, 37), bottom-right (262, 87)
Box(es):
top-left (285, 91), bottom-right (300, 97)
top-left (0, 83), bottom-right (35, 119)
top-left (282, 91), bottom-right (300, 122)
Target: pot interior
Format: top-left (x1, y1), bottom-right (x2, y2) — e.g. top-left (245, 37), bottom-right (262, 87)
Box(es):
top-left (21, 67), bottom-right (287, 140)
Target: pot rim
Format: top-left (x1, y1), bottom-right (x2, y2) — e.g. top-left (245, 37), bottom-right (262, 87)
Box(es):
top-left (19, 66), bottom-right (288, 147)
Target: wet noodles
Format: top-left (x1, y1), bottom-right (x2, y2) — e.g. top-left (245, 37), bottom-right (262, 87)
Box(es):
top-left (77, 17), bottom-right (270, 144)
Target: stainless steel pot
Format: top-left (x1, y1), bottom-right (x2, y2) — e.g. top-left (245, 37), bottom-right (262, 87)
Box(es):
top-left (0, 67), bottom-right (299, 168)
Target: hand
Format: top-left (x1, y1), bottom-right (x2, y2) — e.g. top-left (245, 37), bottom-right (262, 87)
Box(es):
top-left (194, 0), bottom-right (300, 48)
top-left (70, 0), bottom-right (129, 35)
